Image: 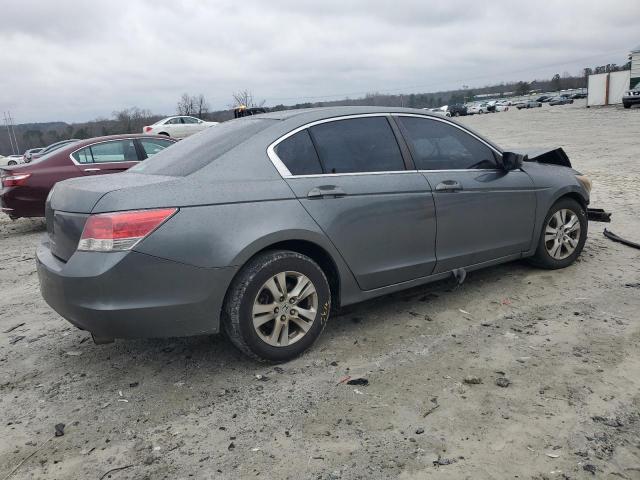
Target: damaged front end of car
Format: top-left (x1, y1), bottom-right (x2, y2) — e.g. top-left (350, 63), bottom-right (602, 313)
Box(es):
top-left (508, 146), bottom-right (611, 223)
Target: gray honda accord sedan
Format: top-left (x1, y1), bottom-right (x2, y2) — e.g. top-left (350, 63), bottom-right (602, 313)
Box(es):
top-left (37, 106), bottom-right (593, 361)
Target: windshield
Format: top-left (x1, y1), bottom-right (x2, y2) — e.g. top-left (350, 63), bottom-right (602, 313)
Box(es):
top-left (131, 118), bottom-right (276, 176)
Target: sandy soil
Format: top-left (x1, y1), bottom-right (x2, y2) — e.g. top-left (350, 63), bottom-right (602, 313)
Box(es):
top-left (1, 101), bottom-right (639, 480)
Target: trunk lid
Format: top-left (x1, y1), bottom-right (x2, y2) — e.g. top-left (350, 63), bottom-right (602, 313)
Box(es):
top-left (47, 173), bottom-right (175, 262)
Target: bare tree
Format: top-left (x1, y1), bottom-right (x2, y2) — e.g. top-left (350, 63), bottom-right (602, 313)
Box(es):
top-left (194, 94), bottom-right (209, 118)
top-left (177, 93), bottom-right (195, 115)
top-left (232, 90), bottom-right (265, 108)
top-left (177, 93), bottom-right (210, 118)
top-left (113, 107), bottom-right (155, 133)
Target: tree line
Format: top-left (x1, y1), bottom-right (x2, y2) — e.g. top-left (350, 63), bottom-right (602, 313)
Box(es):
top-left (1, 62), bottom-right (631, 155)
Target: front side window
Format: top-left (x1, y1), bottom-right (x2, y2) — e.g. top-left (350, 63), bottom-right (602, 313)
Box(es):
top-left (89, 140), bottom-right (138, 163)
top-left (309, 117), bottom-right (405, 174)
top-left (139, 138), bottom-right (174, 158)
top-left (275, 130), bottom-right (323, 175)
top-left (397, 116), bottom-right (497, 170)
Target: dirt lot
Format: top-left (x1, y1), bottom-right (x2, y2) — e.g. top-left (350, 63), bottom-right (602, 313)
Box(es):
top-left (1, 102), bottom-right (639, 480)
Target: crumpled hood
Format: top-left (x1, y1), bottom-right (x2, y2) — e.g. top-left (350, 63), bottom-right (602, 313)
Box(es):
top-left (505, 146), bottom-right (572, 168)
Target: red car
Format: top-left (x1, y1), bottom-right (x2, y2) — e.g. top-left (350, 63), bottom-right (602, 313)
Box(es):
top-left (1, 134), bottom-right (176, 219)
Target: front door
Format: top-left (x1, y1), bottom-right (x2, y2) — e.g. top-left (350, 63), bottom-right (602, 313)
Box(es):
top-left (273, 116), bottom-right (437, 291)
top-left (395, 115), bottom-right (536, 273)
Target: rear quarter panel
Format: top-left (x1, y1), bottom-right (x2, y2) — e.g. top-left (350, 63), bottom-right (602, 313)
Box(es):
top-left (134, 198), bottom-right (362, 306)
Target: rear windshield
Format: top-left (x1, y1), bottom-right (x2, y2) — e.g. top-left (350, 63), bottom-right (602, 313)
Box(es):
top-left (131, 118), bottom-right (274, 176)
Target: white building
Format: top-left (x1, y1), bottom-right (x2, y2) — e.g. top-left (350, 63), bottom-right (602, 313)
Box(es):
top-left (630, 44), bottom-right (640, 89)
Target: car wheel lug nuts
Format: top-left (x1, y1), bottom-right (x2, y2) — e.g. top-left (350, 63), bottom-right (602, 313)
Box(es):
top-left (280, 315), bottom-right (286, 321)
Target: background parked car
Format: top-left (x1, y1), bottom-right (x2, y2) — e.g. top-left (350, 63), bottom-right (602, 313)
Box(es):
top-left (549, 97), bottom-right (574, 106)
top-left (143, 116), bottom-right (219, 139)
top-left (23, 147), bottom-right (44, 162)
top-left (466, 103), bottom-right (489, 114)
top-left (623, 85), bottom-right (640, 108)
top-left (1, 134), bottom-right (176, 219)
top-left (1, 155), bottom-right (24, 166)
top-left (447, 104), bottom-right (468, 116)
top-left (29, 139), bottom-right (81, 162)
top-left (516, 100), bottom-right (542, 109)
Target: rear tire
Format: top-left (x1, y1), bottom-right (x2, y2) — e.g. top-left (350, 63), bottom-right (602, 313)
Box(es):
top-left (8, 161), bottom-right (16, 166)
top-left (222, 250), bottom-right (331, 362)
top-left (158, 132), bottom-right (170, 137)
top-left (528, 198), bottom-right (587, 269)
top-left (623, 103), bottom-right (631, 109)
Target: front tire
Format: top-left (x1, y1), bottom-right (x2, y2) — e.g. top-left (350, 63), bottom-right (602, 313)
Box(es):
top-left (8, 161), bottom-right (17, 166)
top-left (222, 250), bottom-right (331, 362)
top-left (528, 198), bottom-right (587, 269)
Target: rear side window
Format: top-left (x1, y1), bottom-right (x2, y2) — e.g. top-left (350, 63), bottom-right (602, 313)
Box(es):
top-left (309, 117), bottom-right (405, 173)
top-left (73, 147), bottom-right (93, 164)
top-left (275, 130), bottom-right (322, 175)
top-left (398, 116), bottom-right (497, 170)
top-left (139, 138), bottom-right (174, 158)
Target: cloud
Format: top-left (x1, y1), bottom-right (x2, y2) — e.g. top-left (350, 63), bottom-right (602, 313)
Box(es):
top-left (0, 0), bottom-right (638, 122)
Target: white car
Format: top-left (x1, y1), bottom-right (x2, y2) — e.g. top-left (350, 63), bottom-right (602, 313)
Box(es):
top-left (1, 154), bottom-right (24, 166)
top-left (143, 116), bottom-right (219, 139)
top-left (466, 103), bottom-right (488, 115)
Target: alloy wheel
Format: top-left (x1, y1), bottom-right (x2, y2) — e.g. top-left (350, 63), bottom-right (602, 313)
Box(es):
top-left (252, 271), bottom-right (318, 347)
top-left (544, 209), bottom-right (581, 260)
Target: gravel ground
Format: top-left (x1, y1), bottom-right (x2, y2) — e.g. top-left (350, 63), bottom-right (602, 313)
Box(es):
top-left (1, 102), bottom-right (639, 480)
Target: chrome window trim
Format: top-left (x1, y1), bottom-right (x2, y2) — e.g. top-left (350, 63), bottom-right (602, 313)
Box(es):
top-left (68, 138), bottom-right (142, 166)
top-left (266, 112), bottom-right (503, 178)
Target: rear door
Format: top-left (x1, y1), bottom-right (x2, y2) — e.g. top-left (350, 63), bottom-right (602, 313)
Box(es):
top-left (395, 115), bottom-right (536, 273)
top-left (71, 139), bottom-right (141, 175)
top-left (273, 115), bottom-right (437, 291)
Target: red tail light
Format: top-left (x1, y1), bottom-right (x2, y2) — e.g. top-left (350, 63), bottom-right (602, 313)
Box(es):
top-left (144, 126), bottom-right (153, 133)
top-left (78, 208), bottom-right (177, 252)
top-left (1, 173), bottom-right (31, 187)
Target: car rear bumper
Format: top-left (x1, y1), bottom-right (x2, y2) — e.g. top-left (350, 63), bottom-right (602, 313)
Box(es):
top-left (0, 187), bottom-right (45, 218)
top-left (36, 238), bottom-right (237, 338)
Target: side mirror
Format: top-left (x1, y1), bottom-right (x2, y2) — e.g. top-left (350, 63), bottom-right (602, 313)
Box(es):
top-left (501, 151), bottom-right (526, 171)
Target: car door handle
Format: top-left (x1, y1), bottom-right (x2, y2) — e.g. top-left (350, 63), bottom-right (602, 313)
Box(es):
top-left (435, 180), bottom-right (463, 192)
top-left (307, 185), bottom-right (346, 199)
top-left (83, 168), bottom-right (101, 172)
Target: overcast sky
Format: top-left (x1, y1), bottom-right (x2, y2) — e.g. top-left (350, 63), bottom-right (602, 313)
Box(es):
top-left (1, 0), bottom-right (638, 123)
